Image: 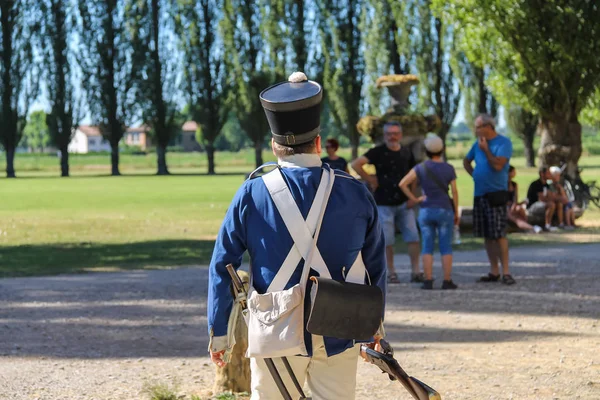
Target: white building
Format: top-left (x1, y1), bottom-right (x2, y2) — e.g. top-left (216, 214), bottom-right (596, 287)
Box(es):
top-left (68, 126), bottom-right (111, 154)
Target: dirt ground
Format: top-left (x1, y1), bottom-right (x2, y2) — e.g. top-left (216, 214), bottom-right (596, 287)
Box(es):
top-left (1, 244), bottom-right (599, 400)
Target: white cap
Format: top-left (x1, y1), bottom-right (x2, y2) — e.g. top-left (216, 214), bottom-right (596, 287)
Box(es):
top-left (549, 166), bottom-right (561, 175)
top-left (424, 135), bottom-right (444, 153)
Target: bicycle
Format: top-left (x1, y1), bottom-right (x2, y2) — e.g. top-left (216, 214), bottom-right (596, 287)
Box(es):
top-left (561, 165), bottom-right (600, 210)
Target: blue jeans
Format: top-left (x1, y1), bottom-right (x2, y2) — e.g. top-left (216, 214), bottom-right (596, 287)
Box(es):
top-left (418, 207), bottom-right (454, 255)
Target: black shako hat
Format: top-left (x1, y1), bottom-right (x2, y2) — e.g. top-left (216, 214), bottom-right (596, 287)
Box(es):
top-left (259, 72), bottom-right (323, 146)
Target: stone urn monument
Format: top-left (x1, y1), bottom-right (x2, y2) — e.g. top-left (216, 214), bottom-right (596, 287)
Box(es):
top-left (357, 74), bottom-right (441, 162)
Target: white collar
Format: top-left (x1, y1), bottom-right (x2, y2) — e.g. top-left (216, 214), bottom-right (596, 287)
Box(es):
top-left (278, 154), bottom-right (323, 168)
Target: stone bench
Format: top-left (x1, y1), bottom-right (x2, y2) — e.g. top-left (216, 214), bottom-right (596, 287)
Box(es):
top-left (458, 205), bottom-right (584, 230)
top-left (525, 204), bottom-right (584, 227)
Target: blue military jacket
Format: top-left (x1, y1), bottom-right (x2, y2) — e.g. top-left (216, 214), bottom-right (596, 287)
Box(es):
top-left (207, 154), bottom-right (386, 357)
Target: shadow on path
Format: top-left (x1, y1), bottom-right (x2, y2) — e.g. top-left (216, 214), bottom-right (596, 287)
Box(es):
top-left (0, 244), bottom-right (598, 360)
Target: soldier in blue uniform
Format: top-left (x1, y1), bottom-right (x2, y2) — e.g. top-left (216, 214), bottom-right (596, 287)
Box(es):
top-left (207, 72), bottom-right (387, 399)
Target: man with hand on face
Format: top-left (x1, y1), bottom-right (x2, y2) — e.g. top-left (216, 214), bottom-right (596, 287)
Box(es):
top-left (463, 114), bottom-right (515, 285)
top-left (352, 121), bottom-right (423, 285)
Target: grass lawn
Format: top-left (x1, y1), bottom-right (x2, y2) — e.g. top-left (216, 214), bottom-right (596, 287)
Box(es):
top-left (1, 152), bottom-right (599, 278)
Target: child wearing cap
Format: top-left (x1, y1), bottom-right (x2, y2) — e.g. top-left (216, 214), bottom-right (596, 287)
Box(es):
top-left (399, 135), bottom-right (459, 290)
top-left (549, 166), bottom-right (575, 230)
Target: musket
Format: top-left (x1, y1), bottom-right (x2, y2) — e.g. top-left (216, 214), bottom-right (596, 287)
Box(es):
top-left (361, 339), bottom-right (442, 400)
top-left (225, 264), bottom-right (306, 400)
top-left (226, 264), bottom-right (247, 310)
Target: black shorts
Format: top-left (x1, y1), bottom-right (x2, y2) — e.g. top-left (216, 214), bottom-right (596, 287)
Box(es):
top-left (473, 196), bottom-right (508, 239)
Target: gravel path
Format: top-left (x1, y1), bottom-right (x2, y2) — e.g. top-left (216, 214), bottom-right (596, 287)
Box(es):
top-left (1, 244), bottom-right (599, 400)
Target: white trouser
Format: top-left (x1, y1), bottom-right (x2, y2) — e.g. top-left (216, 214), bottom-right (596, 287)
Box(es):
top-left (250, 335), bottom-right (360, 400)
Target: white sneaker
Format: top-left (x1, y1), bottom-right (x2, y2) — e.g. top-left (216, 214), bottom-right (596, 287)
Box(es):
top-left (546, 225), bottom-right (559, 232)
top-left (533, 225), bottom-right (543, 234)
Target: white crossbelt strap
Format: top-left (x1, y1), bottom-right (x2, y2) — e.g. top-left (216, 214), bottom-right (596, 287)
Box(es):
top-left (262, 167), bottom-right (366, 292)
top-left (263, 167), bottom-right (332, 291)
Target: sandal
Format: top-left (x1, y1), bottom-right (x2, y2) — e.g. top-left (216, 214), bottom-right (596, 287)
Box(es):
top-left (502, 274), bottom-right (516, 285)
top-left (411, 273), bottom-right (425, 283)
top-left (387, 272), bottom-right (401, 284)
top-left (477, 273), bottom-right (500, 283)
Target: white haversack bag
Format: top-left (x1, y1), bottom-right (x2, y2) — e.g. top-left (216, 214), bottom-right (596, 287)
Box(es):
top-left (245, 166), bottom-right (334, 358)
top-left (245, 283), bottom-right (307, 358)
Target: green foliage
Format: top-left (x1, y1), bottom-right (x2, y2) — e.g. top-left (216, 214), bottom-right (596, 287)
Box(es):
top-left (259, 0), bottom-right (287, 74)
top-left (40, 0), bottom-right (82, 176)
top-left (78, 0), bottom-right (140, 175)
top-left (214, 117), bottom-right (252, 151)
top-left (175, 0), bottom-right (230, 174)
top-left (22, 111), bottom-right (51, 151)
top-left (361, 1), bottom-right (395, 115)
top-left (414, 0), bottom-right (461, 143)
top-left (319, 0), bottom-right (366, 157)
top-left (128, 0), bottom-right (185, 175)
top-left (220, 0), bottom-right (274, 167)
top-left (435, 0), bottom-right (600, 119)
top-left (142, 382), bottom-right (179, 400)
top-left (0, 0), bottom-right (39, 176)
top-left (288, 0), bottom-right (308, 71)
top-left (581, 89), bottom-right (600, 127)
top-left (215, 393), bottom-right (236, 400)
top-left (435, 0), bottom-right (600, 172)
top-left (449, 122), bottom-right (470, 135)
top-left (78, 1), bottom-right (138, 135)
top-left (507, 105), bottom-right (538, 166)
top-left (119, 144), bottom-right (146, 155)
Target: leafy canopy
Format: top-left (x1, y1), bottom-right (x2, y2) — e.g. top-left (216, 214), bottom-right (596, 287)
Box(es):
top-left (434, 0), bottom-right (600, 118)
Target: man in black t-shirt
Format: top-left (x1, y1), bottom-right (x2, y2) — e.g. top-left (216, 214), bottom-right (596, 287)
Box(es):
top-left (352, 122), bottom-right (422, 284)
top-left (526, 167), bottom-right (558, 231)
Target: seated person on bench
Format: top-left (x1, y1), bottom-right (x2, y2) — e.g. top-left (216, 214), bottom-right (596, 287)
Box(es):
top-left (526, 167), bottom-right (559, 232)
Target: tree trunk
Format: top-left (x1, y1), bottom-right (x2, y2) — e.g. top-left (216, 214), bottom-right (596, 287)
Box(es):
top-left (5, 146), bottom-right (16, 178)
top-left (538, 114), bottom-right (582, 178)
top-left (111, 143), bottom-right (120, 176)
top-left (293, 0), bottom-right (306, 71)
top-left (60, 147), bottom-right (69, 177)
top-left (523, 132), bottom-right (536, 168)
top-left (439, 122), bottom-right (451, 161)
top-left (351, 142), bottom-right (358, 160)
top-left (157, 145), bottom-right (169, 175)
top-left (350, 127), bottom-right (359, 160)
top-left (206, 142), bottom-right (216, 175)
top-left (254, 141), bottom-right (263, 169)
top-left (476, 68), bottom-right (487, 114)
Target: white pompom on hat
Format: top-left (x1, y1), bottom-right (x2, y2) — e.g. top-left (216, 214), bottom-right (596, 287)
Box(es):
top-left (424, 135), bottom-right (444, 153)
top-left (549, 166), bottom-right (562, 175)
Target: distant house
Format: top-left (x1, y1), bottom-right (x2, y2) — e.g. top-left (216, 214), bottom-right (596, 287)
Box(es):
top-left (123, 125), bottom-right (152, 150)
top-left (68, 126), bottom-right (111, 154)
top-left (124, 122), bottom-right (201, 152)
top-left (68, 122), bottom-right (203, 154)
top-left (177, 121), bottom-right (202, 152)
